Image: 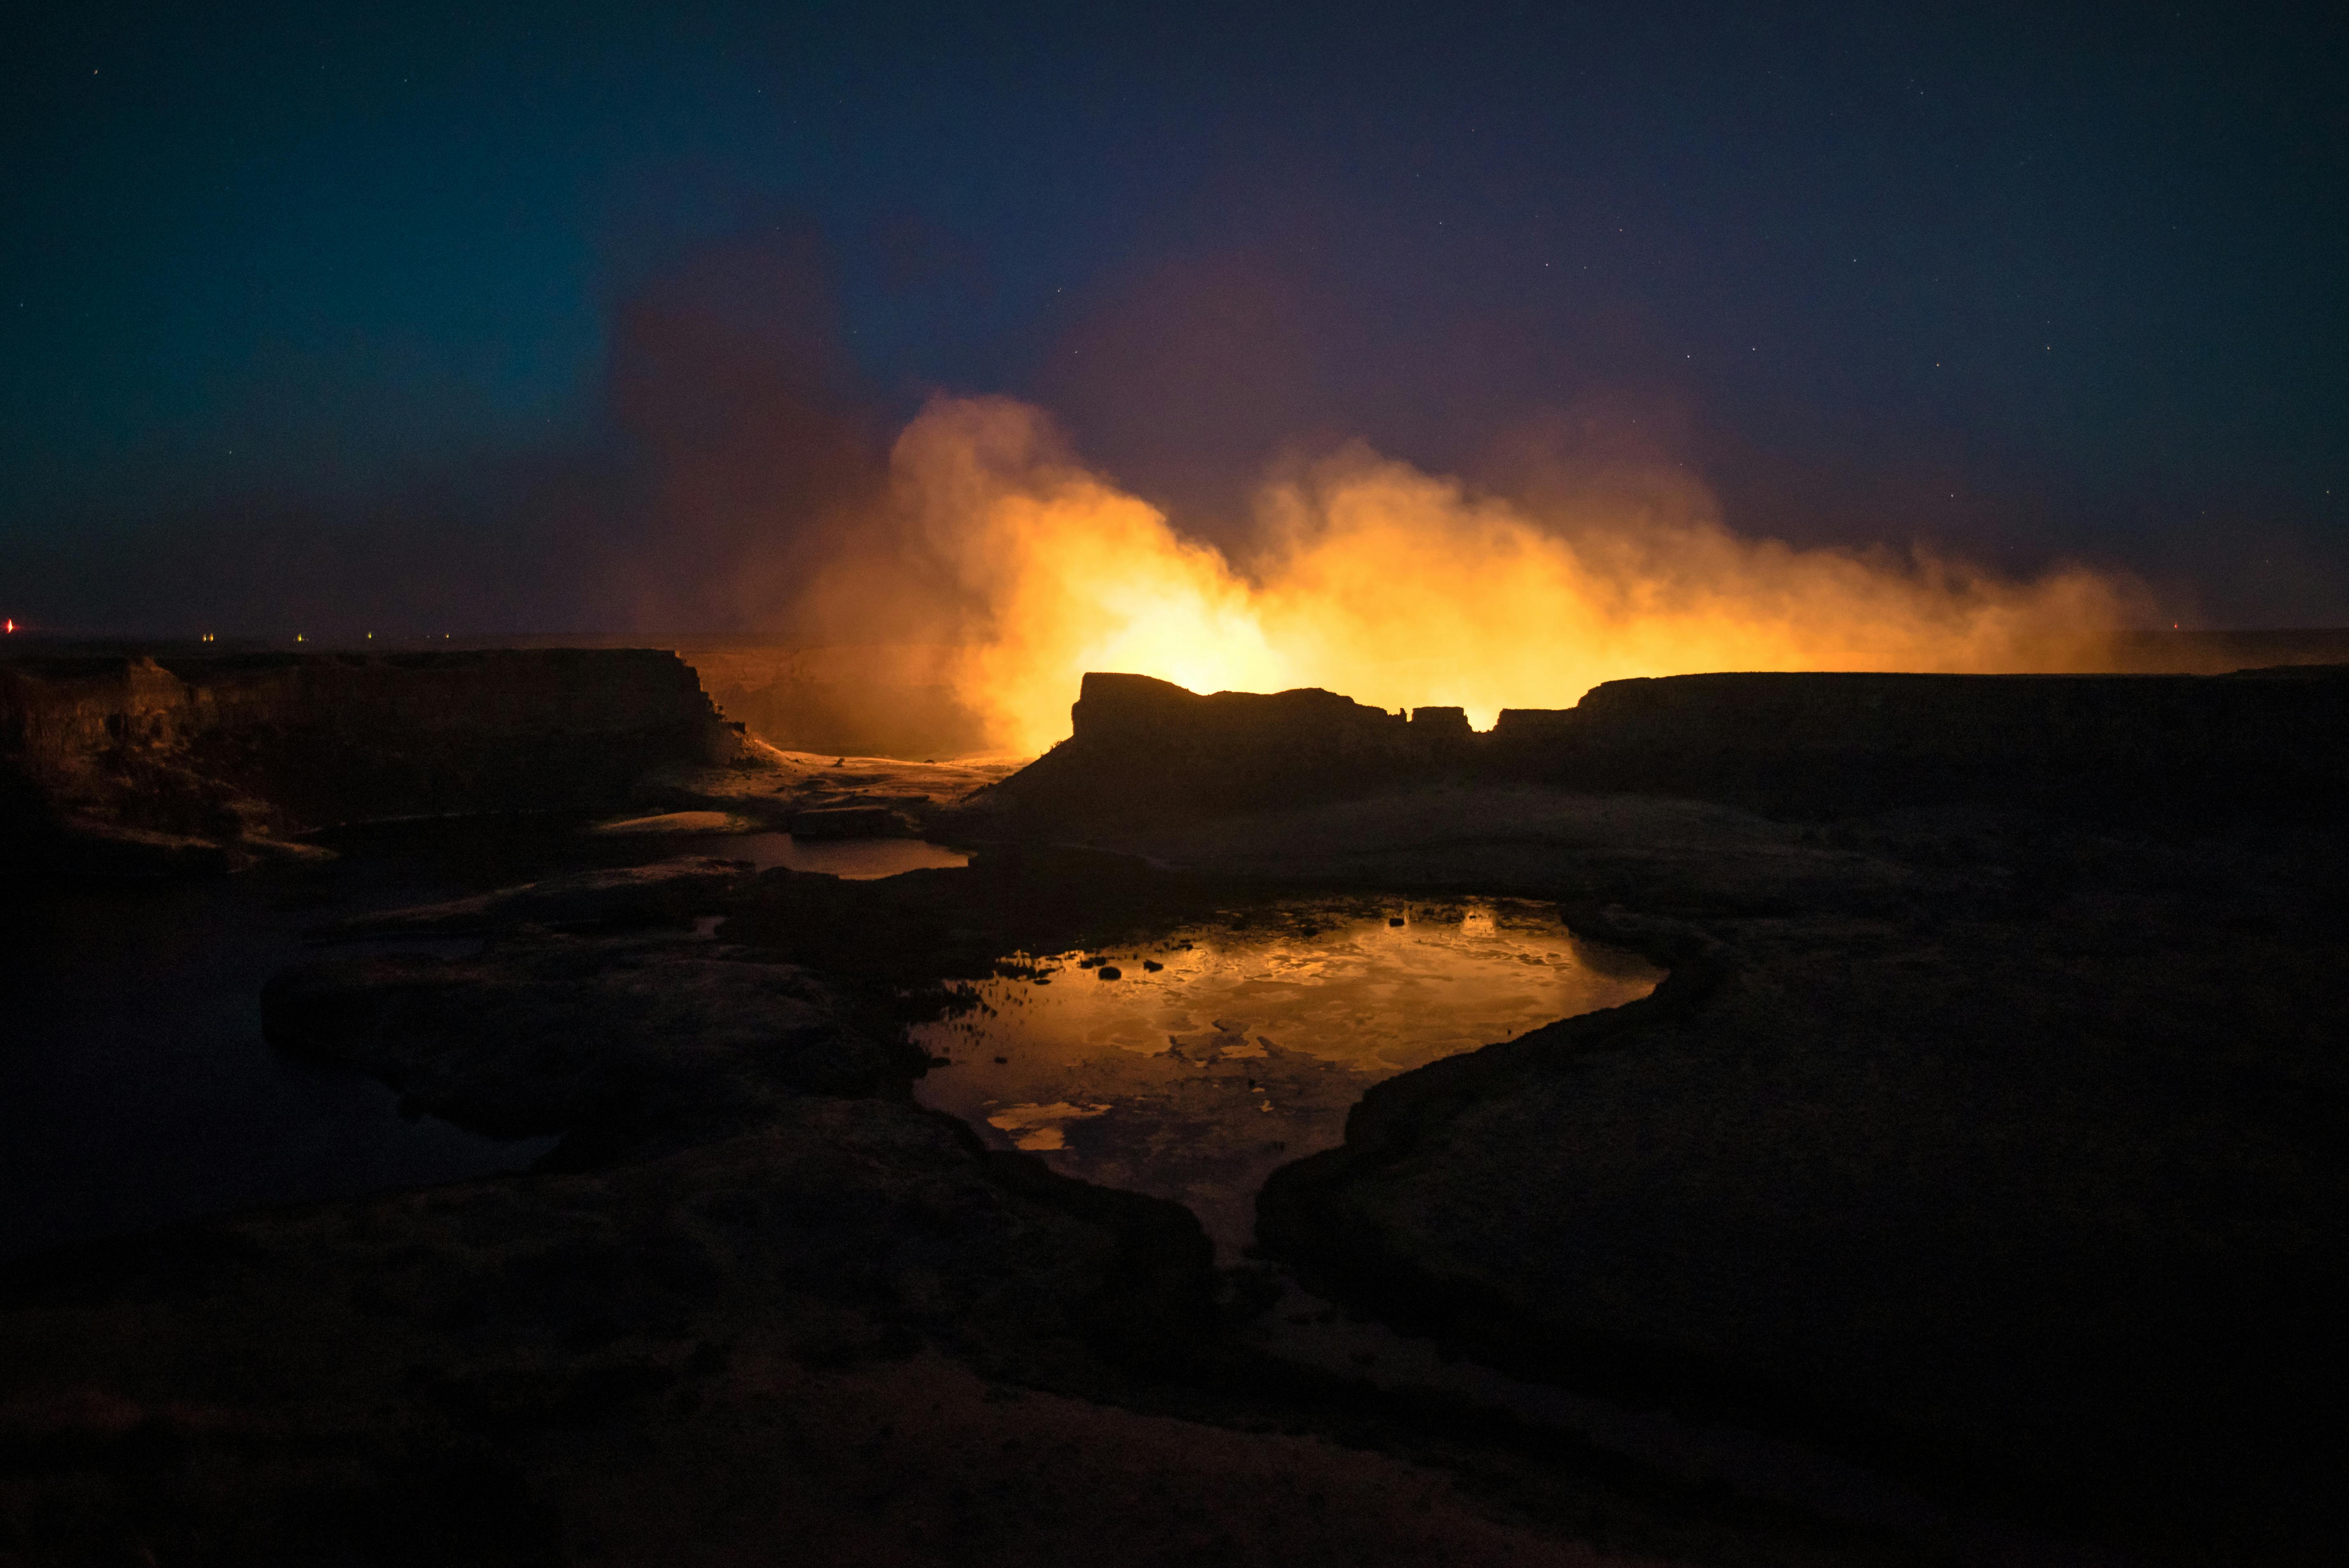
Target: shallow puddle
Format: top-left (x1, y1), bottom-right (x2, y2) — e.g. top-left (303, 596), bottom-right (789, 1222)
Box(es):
top-left (912, 897), bottom-right (1662, 1258)
top-left (677, 832), bottom-right (970, 879)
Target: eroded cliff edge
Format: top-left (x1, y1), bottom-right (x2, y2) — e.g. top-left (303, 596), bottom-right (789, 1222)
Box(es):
top-left (965, 664), bottom-right (2349, 829)
top-left (1, 649), bottom-right (739, 872)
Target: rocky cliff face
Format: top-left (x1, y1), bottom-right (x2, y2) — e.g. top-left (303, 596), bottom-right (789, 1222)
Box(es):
top-left (2, 649), bottom-right (737, 872)
top-left (972, 665), bottom-right (2349, 827)
top-left (969, 672), bottom-right (1464, 824)
top-left (1491, 666), bottom-right (2349, 816)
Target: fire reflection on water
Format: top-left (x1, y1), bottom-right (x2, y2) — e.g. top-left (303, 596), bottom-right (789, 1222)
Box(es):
top-left (911, 898), bottom-right (1661, 1259)
top-left (670, 831), bottom-right (969, 879)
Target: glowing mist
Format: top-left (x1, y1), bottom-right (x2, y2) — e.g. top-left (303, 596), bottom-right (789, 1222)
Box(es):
top-left (798, 397), bottom-right (2146, 755)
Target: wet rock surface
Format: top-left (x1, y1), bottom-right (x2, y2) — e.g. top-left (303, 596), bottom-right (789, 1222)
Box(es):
top-left (4, 840), bottom-right (1842, 1567)
top-left (630, 735), bottom-right (1020, 838)
top-left (1245, 814), bottom-right (2349, 1563)
top-left (264, 933), bottom-right (891, 1147)
top-left (956, 760), bottom-right (2349, 1562)
top-left (0, 826), bottom-right (1935, 1559)
top-left (11, 666), bottom-right (2349, 1565)
top-left (306, 855), bottom-right (755, 940)
top-left (0, 1100), bottom-right (1237, 1567)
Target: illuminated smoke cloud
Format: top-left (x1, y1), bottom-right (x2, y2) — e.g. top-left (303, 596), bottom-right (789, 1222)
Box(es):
top-left (798, 395), bottom-right (2147, 756)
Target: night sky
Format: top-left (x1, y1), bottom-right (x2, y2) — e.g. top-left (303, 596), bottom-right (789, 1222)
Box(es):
top-left (6, 2), bottom-right (2344, 635)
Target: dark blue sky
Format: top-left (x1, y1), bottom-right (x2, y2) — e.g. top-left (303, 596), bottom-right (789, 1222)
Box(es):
top-left (6, 2), bottom-right (2344, 633)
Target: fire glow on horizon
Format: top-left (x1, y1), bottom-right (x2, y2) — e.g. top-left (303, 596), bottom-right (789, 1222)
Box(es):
top-left (796, 397), bottom-right (2147, 756)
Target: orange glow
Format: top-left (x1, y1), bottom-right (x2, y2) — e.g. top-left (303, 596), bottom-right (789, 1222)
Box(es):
top-left (798, 397), bottom-right (2146, 756)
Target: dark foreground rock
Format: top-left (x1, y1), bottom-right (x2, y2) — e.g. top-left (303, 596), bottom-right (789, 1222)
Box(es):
top-left (1246, 811), bottom-right (2349, 1564)
top-left (0, 1100), bottom-right (1227, 1567)
top-left (953, 758), bottom-right (2349, 1561)
top-left (307, 856), bottom-right (755, 940)
top-left (264, 933), bottom-right (894, 1148)
top-left (3, 1098), bottom-right (1684, 1566)
top-left (5, 846), bottom-right (1877, 1568)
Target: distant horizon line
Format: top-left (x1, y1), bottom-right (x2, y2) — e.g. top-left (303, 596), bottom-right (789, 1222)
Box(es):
top-left (11, 625), bottom-right (2349, 649)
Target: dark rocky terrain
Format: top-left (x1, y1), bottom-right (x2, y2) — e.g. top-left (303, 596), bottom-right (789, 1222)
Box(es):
top-left (4, 658), bottom-right (2345, 1565)
top-left (0, 649), bottom-right (739, 874)
top-left (973, 665), bottom-right (2349, 828)
top-left (1251, 821), bottom-right (2349, 1562)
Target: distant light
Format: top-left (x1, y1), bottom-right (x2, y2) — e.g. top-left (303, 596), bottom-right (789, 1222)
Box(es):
top-left (3, 619), bottom-right (13, 634)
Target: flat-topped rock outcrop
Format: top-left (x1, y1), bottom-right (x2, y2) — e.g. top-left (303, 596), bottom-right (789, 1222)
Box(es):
top-left (967, 665), bottom-right (2349, 828)
top-left (1, 649), bottom-right (739, 872)
top-left (1489, 666), bottom-right (2349, 815)
top-left (961, 672), bottom-right (1466, 824)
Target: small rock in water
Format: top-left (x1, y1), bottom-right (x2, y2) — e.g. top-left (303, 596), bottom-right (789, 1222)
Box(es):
top-left (1388, 917), bottom-right (1405, 927)
top-left (1142, 959), bottom-right (1163, 972)
top-left (1096, 967), bottom-right (1122, 981)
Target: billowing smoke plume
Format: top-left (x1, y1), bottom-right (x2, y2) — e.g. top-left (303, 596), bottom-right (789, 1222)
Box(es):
top-left (794, 396), bottom-right (2146, 755)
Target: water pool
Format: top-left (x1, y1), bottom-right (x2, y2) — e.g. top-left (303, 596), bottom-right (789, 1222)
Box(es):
top-left (676, 832), bottom-right (969, 879)
top-left (912, 896), bottom-right (1661, 1257)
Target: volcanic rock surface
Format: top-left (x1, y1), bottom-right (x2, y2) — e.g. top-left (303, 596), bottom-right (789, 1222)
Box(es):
top-left (306, 855), bottom-right (757, 939)
top-left (962, 665), bottom-right (2349, 830)
top-left (265, 933), bottom-right (890, 1147)
top-left (5, 844), bottom-right (1797, 1567)
top-left (8, 663), bottom-right (2347, 1566)
top-left (0, 649), bottom-right (739, 874)
top-left (952, 675), bottom-right (2349, 1562)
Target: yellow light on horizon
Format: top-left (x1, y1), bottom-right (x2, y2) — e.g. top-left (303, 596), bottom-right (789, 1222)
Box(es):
top-left (806, 397), bottom-right (2145, 755)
